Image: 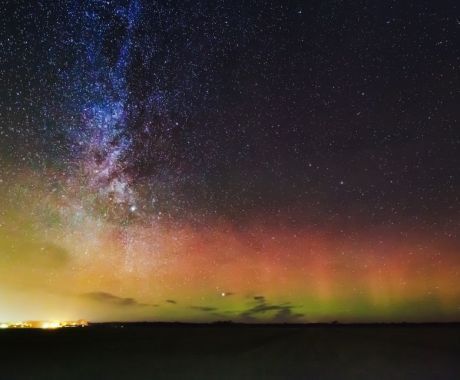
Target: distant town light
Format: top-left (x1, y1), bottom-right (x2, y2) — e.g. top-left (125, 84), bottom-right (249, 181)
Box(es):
top-left (41, 321), bottom-right (61, 329)
top-left (0, 320), bottom-right (88, 329)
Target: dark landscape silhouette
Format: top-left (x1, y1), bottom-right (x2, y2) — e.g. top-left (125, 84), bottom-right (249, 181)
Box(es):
top-left (1, 323), bottom-right (460, 379)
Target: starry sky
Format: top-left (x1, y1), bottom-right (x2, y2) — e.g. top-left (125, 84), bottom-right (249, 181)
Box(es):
top-left (1, 0), bottom-right (460, 323)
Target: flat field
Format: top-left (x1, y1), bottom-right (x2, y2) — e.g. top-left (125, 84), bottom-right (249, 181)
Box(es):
top-left (1, 324), bottom-right (459, 379)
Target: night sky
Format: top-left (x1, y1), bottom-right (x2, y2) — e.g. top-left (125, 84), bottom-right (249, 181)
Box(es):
top-left (1, 0), bottom-right (460, 322)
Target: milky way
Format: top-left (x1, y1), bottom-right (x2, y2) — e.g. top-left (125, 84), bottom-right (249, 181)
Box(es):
top-left (1, 1), bottom-right (460, 322)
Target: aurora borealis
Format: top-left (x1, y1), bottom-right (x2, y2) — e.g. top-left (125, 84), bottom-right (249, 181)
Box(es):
top-left (1, 1), bottom-right (460, 323)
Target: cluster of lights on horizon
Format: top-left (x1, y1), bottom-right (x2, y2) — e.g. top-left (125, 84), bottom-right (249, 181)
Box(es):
top-left (0, 320), bottom-right (88, 329)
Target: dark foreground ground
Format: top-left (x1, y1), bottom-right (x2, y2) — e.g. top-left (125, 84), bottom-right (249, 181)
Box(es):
top-left (1, 324), bottom-right (460, 379)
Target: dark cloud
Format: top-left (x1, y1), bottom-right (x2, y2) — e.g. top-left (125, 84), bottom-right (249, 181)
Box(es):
top-left (271, 308), bottom-right (305, 323)
top-left (239, 296), bottom-right (304, 323)
top-left (166, 299), bottom-right (177, 304)
top-left (190, 306), bottom-right (217, 312)
top-left (82, 292), bottom-right (153, 307)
